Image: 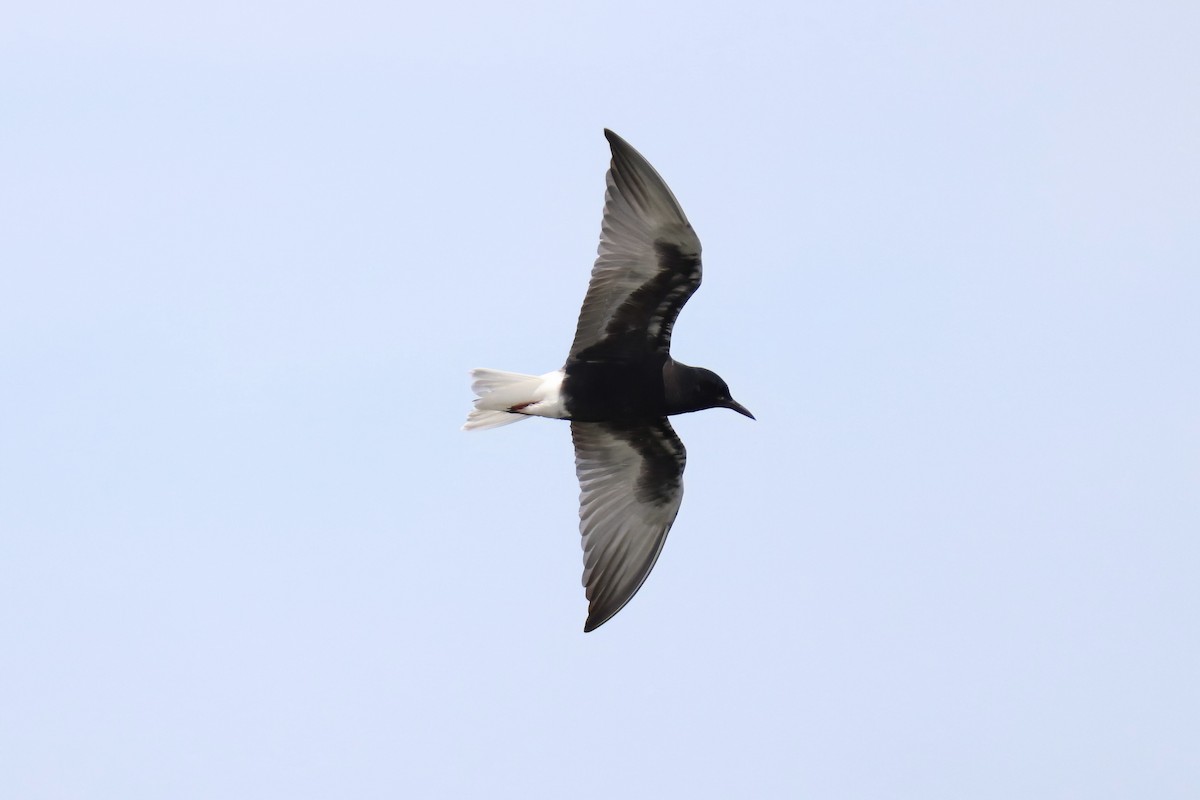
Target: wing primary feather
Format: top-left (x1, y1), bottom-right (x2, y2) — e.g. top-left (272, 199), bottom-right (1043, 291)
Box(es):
top-left (568, 132), bottom-right (705, 359)
top-left (571, 419), bottom-right (686, 631)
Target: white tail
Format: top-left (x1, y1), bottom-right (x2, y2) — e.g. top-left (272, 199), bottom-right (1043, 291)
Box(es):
top-left (463, 408), bottom-right (529, 431)
top-left (463, 368), bottom-right (567, 431)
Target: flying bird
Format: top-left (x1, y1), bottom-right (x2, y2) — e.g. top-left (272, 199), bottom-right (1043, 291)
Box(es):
top-left (464, 129), bottom-right (753, 632)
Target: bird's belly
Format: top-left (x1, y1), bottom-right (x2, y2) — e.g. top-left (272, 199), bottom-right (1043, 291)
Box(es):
top-left (562, 360), bottom-right (666, 422)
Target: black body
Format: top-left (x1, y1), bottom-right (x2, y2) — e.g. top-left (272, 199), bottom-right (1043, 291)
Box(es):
top-left (563, 354), bottom-right (747, 423)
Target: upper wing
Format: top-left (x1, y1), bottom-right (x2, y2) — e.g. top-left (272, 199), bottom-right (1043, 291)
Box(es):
top-left (568, 130), bottom-right (703, 360)
top-left (571, 418), bottom-right (687, 632)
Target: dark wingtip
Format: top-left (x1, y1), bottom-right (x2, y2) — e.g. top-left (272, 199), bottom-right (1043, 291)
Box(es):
top-left (584, 605), bottom-right (618, 633)
top-left (603, 128), bottom-right (633, 155)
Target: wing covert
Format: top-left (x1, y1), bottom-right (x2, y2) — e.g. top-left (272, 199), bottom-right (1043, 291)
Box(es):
top-left (571, 418), bottom-right (687, 632)
top-left (569, 130), bottom-right (703, 360)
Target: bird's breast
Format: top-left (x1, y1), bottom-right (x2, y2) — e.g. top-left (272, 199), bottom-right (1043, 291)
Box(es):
top-left (562, 358), bottom-right (668, 422)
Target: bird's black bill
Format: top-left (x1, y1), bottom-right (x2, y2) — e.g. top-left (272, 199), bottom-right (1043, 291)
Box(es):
top-left (726, 400), bottom-right (755, 420)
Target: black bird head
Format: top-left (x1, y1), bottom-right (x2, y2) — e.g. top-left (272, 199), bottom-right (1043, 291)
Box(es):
top-left (666, 363), bottom-right (755, 419)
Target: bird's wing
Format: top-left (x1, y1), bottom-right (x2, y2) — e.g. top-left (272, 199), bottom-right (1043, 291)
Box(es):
top-left (568, 130), bottom-right (703, 360)
top-left (571, 418), bottom-right (686, 632)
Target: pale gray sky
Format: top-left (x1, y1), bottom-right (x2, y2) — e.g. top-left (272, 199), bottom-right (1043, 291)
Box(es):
top-left (3, 2), bottom-right (1198, 797)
